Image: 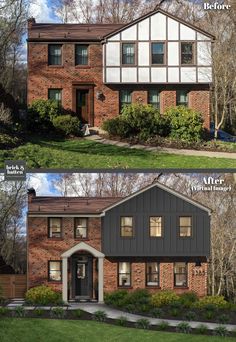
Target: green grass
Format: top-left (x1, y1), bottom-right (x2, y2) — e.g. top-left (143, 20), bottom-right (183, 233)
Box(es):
top-left (0, 319), bottom-right (235, 342)
top-left (0, 137), bottom-right (235, 168)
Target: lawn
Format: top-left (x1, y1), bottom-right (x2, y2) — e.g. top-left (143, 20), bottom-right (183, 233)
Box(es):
top-left (0, 137), bottom-right (235, 169)
top-left (0, 319), bottom-right (235, 342)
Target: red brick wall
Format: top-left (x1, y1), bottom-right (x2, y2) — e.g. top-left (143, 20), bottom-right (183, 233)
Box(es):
top-left (28, 42), bottom-right (210, 129)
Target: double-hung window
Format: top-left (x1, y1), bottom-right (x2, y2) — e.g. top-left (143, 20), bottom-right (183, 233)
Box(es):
top-left (75, 45), bottom-right (88, 65)
top-left (146, 262), bottom-right (159, 286)
top-left (149, 217), bottom-right (162, 237)
top-left (48, 261), bottom-right (62, 282)
top-left (179, 216), bottom-right (192, 237)
top-left (148, 90), bottom-right (160, 110)
top-left (118, 262), bottom-right (131, 287)
top-left (177, 90), bottom-right (188, 106)
top-left (122, 43), bottom-right (135, 65)
top-left (120, 90), bottom-right (132, 110)
top-left (74, 218), bottom-right (88, 239)
top-left (174, 262), bottom-right (188, 287)
top-left (48, 44), bottom-right (62, 65)
top-left (48, 218), bottom-right (62, 238)
top-left (152, 43), bottom-right (165, 64)
top-left (120, 217), bottom-right (133, 237)
top-left (48, 89), bottom-right (62, 105)
top-left (181, 42), bottom-right (194, 64)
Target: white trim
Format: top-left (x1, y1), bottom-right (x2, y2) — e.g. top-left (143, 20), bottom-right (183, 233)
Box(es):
top-left (61, 241), bottom-right (105, 258)
top-left (102, 183), bottom-right (211, 215)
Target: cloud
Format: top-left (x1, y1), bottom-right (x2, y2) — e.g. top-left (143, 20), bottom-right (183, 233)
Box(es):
top-left (29, 0), bottom-right (57, 23)
top-left (27, 173), bottom-right (58, 196)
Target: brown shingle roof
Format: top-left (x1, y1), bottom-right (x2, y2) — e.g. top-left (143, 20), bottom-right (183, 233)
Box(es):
top-left (28, 23), bottom-right (125, 41)
top-left (28, 196), bottom-right (122, 214)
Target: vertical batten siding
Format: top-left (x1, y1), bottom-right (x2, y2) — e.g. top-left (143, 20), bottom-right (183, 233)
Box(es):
top-left (102, 186), bottom-right (210, 257)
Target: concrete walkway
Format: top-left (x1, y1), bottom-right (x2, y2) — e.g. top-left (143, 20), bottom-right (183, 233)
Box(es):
top-left (85, 135), bottom-right (236, 159)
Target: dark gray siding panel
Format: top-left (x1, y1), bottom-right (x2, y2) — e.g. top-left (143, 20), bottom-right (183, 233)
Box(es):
top-left (102, 186), bottom-right (210, 257)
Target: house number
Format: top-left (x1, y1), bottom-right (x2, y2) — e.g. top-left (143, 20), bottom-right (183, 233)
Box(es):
top-left (192, 269), bottom-right (205, 276)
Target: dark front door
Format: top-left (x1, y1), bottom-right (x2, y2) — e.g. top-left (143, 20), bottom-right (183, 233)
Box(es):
top-left (74, 255), bottom-right (93, 299)
top-left (76, 89), bottom-right (89, 123)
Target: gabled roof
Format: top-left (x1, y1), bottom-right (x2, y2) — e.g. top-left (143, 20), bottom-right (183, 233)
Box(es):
top-left (103, 7), bottom-right (215, 41)
top-left (102, 182), bottom-right (212, 215)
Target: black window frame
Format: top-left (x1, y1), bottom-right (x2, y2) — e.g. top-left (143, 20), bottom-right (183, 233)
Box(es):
top-left (75, 44), bottom-right (89, 65)
top-left (174, 262), bottom-right (188, 287)
top-left (120, 216), bottom-right (134, 238)
top-left (146, 262), bottom-right (160, 287)
top-left (179, 216), bottom-right (192, 237)
top-left (48, 260), bottom-right (62, 282)
top-left (118, 261), bottom-right (132, 287)
top-left (122, 43), bottom-right (135, 65)
top-left (48, 217), bottom-right (62, 238)
top-left (74, 217), bottom-right (88, 239)
top-left (176, 90), bottom-right (189, 107)
top-left (148, 90), bottom-right (160, 110)
top-left (151, 42), bottom-right (165, 65)
top-left (149, 216), bottom-right (163, 237)
top-left (181, 42), bottom-right (194, 65)
top-left (48, 44), bottom-right (62, 66)
top-left (48, 88), bottom-right (62, 105)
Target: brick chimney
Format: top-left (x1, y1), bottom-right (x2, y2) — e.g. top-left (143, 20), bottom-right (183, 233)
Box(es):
top-left (28, 17), bottom-right (36, 29)
top-left (28, 188), bottom-right (36, 203)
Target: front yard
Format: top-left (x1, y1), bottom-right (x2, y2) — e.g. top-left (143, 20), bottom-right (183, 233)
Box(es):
top-left (0, 319), bottom-right (235, 342)
top-left (0, 136), bottom-right (235, 169)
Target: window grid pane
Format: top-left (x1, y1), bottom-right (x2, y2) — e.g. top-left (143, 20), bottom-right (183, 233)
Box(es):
top-left (76, 45), bottom-right (88, 65)
top-left (146, 262), bottom-right (159, 286)
top-left (120, 90), bottom-right (132, 109)
top-left (150, 217), bottom-right (162, 237)
top-left (177, 90), bottom-right (188, 106)
top-left (122, 44), bottom-right (135, 65)
top-left (181, 43), bottom-right (193, 64)
top-left (179, 216), bottom-right (191, 237)
top-left (75, 218), bottom-right (87, 238)
top-left (49, 218), bottom-right (61, 238)
top-left (152, 43), bottom-right (165, 64)
top-left (48, 89), bottom-right (62, 104)
top-left (49, 261), bottom-right (61, 281)
top-left (148, 90), bottom-right (160, 109)
top-left (49, 45), bottom-right (62, 65)
top-left (118, 262), bottom-right (131, 286)
top-left (174, 262), bottom-right (187, 287)
top-left (121, 217), bottom-right (133, 237)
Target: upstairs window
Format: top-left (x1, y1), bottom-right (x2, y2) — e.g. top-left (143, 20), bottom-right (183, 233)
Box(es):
top-left (48, 261), bottom-right (62, 282)
top-left (174, 262), bottom-right (188, 287)
top-left (75, 45), bottom-right (88, 65)
top-left (146, 262), bottom-right (159, 286)
top-left (48, 218), bottom-right (62, 238)
top-left (181, 42), bottom-right (194, 64)
top-left (118, 262), bottom-right (131, 287)
top-left (177, 90), bottom-right (188, 106)
top-left (120, 217), bottom-right (133, 237)
top-left (150, 217), bottom-right (162, 237)
top-left (152, 43), bottom-right (165, 64)
top-left (48, 89), bottom-right (62, 105)
top-left (122, 43), bottom-right (135, 65)
top-left (179, 217), bottom-right (192, 237)
top-left (148, 90), bottom-right (160, 110)
top-left (120, 90), bottom-right (132, 110)
top-left (74, 218), bottom-right (88, 239)
top-left (48, 44), bottom-right (62, 65)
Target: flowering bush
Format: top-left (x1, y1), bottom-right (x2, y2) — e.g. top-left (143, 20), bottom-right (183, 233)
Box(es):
top-left (25, 285), bottom-right (62, 305)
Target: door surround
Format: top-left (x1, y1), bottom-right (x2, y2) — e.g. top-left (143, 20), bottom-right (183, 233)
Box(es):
top-left (72, 83), bottom-right (94, 126)
top-left (61, 242), bottom-right (104, 303)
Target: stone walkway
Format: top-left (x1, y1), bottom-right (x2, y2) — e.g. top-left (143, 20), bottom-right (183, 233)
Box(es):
top-left (85, 135), bottom-right (236, 159)
top-left (5, 300), bottom-right (236, 331)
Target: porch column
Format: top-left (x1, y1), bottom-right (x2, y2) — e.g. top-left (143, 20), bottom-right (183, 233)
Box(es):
top-left (98, 257), bottom-right (104, 303)
top-left (62, 257), bottom-right (68, 303)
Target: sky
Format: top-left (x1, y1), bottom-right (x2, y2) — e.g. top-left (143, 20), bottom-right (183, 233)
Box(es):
top-left (29, 0), bottom-right (59, 23)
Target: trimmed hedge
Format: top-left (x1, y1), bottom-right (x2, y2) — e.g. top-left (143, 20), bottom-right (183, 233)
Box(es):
top-left (25, 285), bottom-right (62, 305)
top-left (151, 290), bottom-right (180, 308)
top-left (52, 115), bottom-right (81, 136)
top-left (194, 295), bottom-right (229, 309)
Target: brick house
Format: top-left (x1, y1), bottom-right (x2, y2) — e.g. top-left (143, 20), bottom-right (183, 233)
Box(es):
top-left (27, 182), bottom-right (211, 303)
top-left (27, 7), bottom-right (214, 128)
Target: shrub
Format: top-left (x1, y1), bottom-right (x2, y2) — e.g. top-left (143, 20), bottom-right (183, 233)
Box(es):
top-left (93, 310), bottom-right (107, 322)
top-left (121, 289), bottom-right (150, 306)
top-left (124, 304), bottom-right (136, 313)
top-left (218, 314), bottom-right (230, 324)
top-left (151, 307), bottom-right (163, 318)
top-left (179, 292), bottom-right (198, 308)
top-left (184, 311), bottom-right (197, 321)
top-left (135, 318), bottom-right (150, 330)
top-left (102, 117), bottom-right (131, 138)
top-left (151, 290), bottom-right (180, 307)
top-left (34, 308), bottom-right (44, 316)
top-left (116, 315), bottom-right (128, 327)
top-left (50, 307), bottom-right (66, 319)
top-left (203, 309), bottom-right (215, 320)
top-left (104, 290), bottom-right (128, 307)
top-left (0, 133), bottom-right (20, 148)
top-left (157, 321), bottom-right (169, 331)
top-left (28, 99), bottom-right (60, 131)
top-left (52, 115), bottom-right (81, 136)
top-left (0, 307), bottom-right (9, 316)
top-left (25, 285), bottom-right (62, 305)
top-left (214, 325), bottom-right (229, 337)
top-left (195, 324), bottom-right (208, 335)
top-left (0, 103), bottom-right (13, 127)
top-left (169, 308), bottom-right (180, 317)
top-left (164, 106), bottom-right (204, 142)
top-left (12, 306), bottom-right (25, 318)
top-left (72, 309), bottom-right (82, 319)
top-left (195, 295), bottom-right (228, 309)
top-left (176, 322), bottom-right (192, 334)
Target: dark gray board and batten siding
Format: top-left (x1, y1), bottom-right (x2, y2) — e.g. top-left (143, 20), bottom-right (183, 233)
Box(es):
top-left (102, 186), bottom-right (210, 257)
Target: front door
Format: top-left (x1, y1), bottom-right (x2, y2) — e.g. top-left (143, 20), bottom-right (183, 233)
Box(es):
top-left (76, 89), bottom-right (89, 123)
top-left (74, 255), bottom-right (93, 299)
